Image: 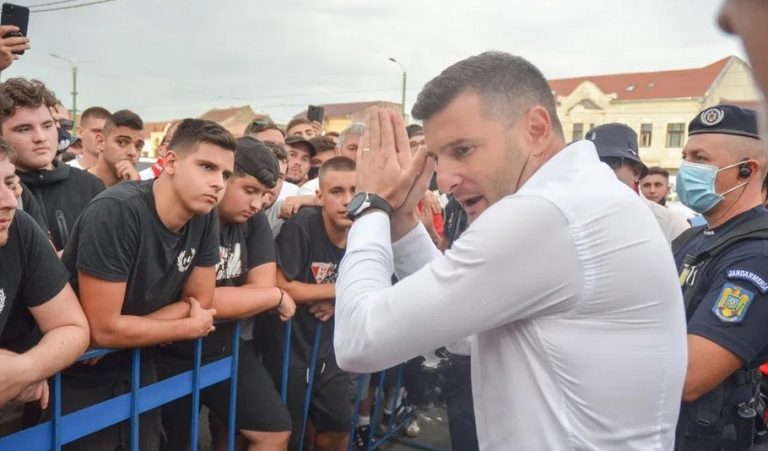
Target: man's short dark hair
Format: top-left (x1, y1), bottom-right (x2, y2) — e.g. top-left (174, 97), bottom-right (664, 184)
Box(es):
top-left (0, 78), bottom-right (59, 126)
top-left (103, 110), bottom-right (143, 135)
top-left (168, 118), bottom-right (237, 155)
top-left (310, 136), bottom-right (336, 154)
top-left (80, 106), bottom-right (111, 125)
top-left (319, 156), bottom-right (355, 180)
top-left (412, 51), bottom-right (563, 136)
top-left (406, 124), bottom-right (424, 139)
top-left (287, 117), bottom-right (312, 132)
top-left (264, 141), bottom-right (287, 163)
top-left (244, 116), bottom-right (284, 137)
top-left (645, 166), bottom-right (670, 180)
top-left (325, 131), bottom-right (339, 138)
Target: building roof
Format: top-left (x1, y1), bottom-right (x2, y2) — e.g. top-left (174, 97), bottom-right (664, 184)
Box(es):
top-left (549, 57), bottom-right (733, 102)
top-left (198, 105), bottom-right (259, 137)
top-left (294, 100), bottom-right (402, 119)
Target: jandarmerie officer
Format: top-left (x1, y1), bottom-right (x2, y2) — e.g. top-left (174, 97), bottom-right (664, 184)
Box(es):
top-left (673, 104), bottom-right (768, 450)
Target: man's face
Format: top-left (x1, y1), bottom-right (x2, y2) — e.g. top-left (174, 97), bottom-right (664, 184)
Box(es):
top-left (251, 128), bottom-right (285, 145)
top-left (98, 126), bottom-right (144, 169)
top-left (78, 116), bottom-right (107, 159)
top-left (311, 149), bottom-right (337, 169)
top-left (286, 144), bottom-right (311, 184)
top-left (640, 174), bottom-right (669, 203)
top-left (424, 91), bottom-right (522, 223)
top-left (164, 142), bottom-right (234, 216)
top-left (611, 162), bottom-right (643, 191)
top-left (338, 134), bottom-right (360, 160)
top-left (719, 0), bottom-right (768, 138)
top-left (288, 123), bottom-right (315, 139)
top-left (1, 105), bottom-right (58, 171)
top-left (0, 155), bottom-right (18, 246)
top-left (318, 169), bottom-right (355, 230)
top-left (681, 134), bottom-right (751, 212)
top-left (219, 174), bottom-right (271, 224)
top-left (409, 134), bottom-right (427, 155)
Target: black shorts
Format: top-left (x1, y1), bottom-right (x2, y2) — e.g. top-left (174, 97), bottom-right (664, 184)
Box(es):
top-left (156, 340), bottom-right (292, 451)
top-left (59, 351), bottom-right (161, 451)
top-left (271, 359), bottom-right (352, 451)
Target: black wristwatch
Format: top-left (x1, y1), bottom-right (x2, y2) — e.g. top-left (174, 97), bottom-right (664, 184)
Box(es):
top-left (346, 192), bottom-right (393, 221)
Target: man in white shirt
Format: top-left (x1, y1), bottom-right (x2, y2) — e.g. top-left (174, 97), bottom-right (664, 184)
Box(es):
top-left (334, 52), bottom-right (688, 450)
top-left (586, 123), bottom-right (690, 243)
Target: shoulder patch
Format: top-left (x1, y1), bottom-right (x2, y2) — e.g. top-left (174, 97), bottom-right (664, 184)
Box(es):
top-left (713, 283), bottom-right (755, 323)
top-left (726, 269), bottom-right (768, 293)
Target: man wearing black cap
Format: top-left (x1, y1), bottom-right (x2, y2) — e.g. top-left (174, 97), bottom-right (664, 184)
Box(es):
top-left (670, 104), bottom-right (768, 450)
top-left (586, 123), bottom-right (689, 243)
top-left (158, 136), bottom-right (295, 451)
top-left (285, 135), bottom-right (317, 186)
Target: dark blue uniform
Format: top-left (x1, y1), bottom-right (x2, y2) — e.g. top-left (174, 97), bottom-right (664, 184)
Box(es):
top-left (674, 206), bottom-right (768, 450)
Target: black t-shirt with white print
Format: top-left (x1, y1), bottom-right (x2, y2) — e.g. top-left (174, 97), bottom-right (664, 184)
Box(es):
top-left (61, 180), bottom-right (219, 366)
top-left (0, 211), bottom-right (69, 349)
top-left (271, 206), bottom-right (345, 367)
top-left (169, 211), bottom-right (276, 359)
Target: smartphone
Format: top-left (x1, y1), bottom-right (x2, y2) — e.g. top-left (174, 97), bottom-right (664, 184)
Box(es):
top-left (1, 3), bottom-right (29, 55)
top-left (307, 105), bottom-right (325, 124)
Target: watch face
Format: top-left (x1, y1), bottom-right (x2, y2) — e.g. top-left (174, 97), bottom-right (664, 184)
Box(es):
top-left (347, 192), bottom-right (367, 215)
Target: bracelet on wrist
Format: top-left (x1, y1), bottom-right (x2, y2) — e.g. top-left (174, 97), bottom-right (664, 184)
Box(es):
top-left (275, 288), bottom-right (285, 310)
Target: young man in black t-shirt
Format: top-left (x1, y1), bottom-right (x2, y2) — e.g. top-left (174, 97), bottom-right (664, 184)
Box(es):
top-left (86, 109), bottom-right (144, 187)
top-left (158, 136), bottom-right (296, 451)
top-left (60, 119), bottom-right (234, 451)
top-left (0, 78), bottom-right (105, 251)
top-left (268, 156), bottom-right (356, 451)
top-left (0, 139), bottom-right (89, 413)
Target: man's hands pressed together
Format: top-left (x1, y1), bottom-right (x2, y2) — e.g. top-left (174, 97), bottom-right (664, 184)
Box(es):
top-left (356, 107), bottom-right (436, 240)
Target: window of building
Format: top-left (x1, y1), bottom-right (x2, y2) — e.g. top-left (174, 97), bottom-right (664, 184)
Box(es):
top-left (666, 123), bottom-right (685, 148)
top-left (640, 123), bottom-right (653, 147)
top-left (572, 123), bottom-right (584, 142)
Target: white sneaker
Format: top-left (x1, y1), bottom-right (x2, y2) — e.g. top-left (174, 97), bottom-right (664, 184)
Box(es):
top-left (405, 420), bottom-right (420, 437)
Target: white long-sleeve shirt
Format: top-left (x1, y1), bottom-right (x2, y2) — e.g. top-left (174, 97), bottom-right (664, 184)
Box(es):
top-left (335, 140), bottom-right (687, 450)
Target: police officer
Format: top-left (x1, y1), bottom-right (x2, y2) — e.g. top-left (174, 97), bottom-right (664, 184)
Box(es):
top-left (673, 104), bottom-right (768, 450)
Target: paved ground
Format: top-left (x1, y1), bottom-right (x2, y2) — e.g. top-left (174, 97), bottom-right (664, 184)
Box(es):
top-left (198, 404), bottom-right (452, 450)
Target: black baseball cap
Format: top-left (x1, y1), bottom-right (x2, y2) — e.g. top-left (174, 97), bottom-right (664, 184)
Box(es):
top-left (285, 135), bottom-right (317, 157)
top-left (688, 105), bottom-right (761, 140)
top-left (586, 123), bottom-right (649, 178)
top-left (235, 137), bottom-right (280, 189)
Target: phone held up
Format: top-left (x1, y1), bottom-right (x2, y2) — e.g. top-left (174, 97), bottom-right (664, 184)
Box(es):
top-left (1, 2), bottom-right (29, 55)
top-left (307, 105), bottom-right (325, 124)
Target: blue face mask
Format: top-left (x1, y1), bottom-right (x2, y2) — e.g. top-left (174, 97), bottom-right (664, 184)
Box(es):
top-left (676, 160), bottom-right (748, 214)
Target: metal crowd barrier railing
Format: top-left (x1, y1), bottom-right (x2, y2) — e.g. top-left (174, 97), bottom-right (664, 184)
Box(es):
top-left (0, 319), bottom-right (442, 451)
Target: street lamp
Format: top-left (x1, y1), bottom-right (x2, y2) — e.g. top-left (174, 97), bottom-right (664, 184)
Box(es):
top-left (50, 53), bottom-right (79, 135)
top-left (388, 57), bottom-right (407, 118)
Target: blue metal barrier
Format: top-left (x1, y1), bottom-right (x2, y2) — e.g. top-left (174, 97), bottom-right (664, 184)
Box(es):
top-left (0, 321), bottom-right (241, 451)
top-left (1, 316), bottom-right (443, 451)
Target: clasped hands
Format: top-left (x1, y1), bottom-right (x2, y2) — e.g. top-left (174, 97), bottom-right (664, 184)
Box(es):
top-left (355, 107), bottom-right (435, 239)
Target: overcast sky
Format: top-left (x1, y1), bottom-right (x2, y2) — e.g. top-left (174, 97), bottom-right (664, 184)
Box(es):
top-left (3, 0), bottom-right (745, 124)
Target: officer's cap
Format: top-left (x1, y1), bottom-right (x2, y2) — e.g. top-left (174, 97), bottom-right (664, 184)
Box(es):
top-left (688, 105), bottom-right (761, 140)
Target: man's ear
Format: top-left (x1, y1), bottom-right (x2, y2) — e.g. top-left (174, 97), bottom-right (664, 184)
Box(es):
top-left (95, 133), bottom-right (105, 152)
top-left (163, 150), bottom-right (179, 176)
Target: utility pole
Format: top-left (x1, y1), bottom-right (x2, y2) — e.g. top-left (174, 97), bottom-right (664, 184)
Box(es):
top-left (50, 53), bottom-right (79, 135)
top-left (388, 57), bottom-right (407, 119)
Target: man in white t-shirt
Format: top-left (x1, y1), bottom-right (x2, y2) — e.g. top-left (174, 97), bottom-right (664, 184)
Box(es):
top-left (334, 52), bottom-right (687, 450)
